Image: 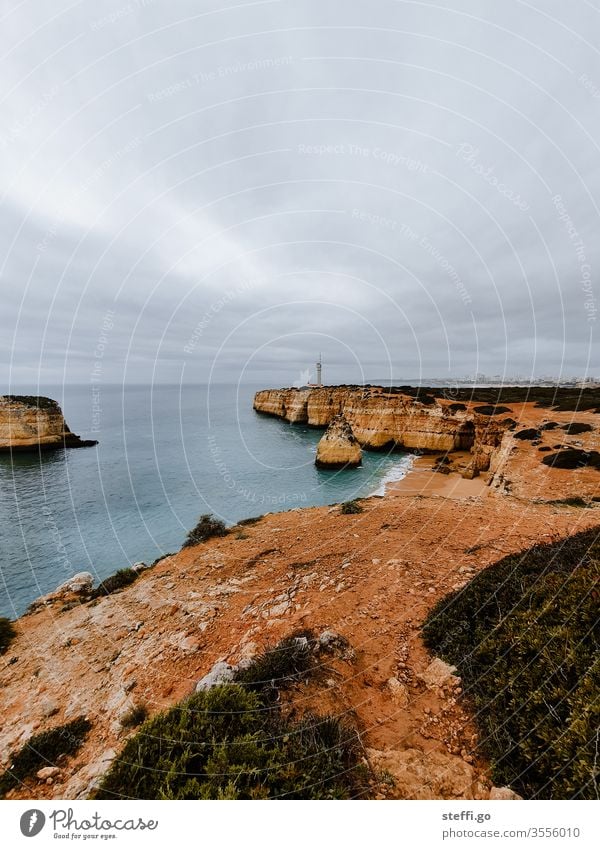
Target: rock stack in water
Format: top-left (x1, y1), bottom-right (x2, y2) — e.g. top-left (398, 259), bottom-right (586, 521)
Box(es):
top-left (315, 415), bottom-right (362, 469)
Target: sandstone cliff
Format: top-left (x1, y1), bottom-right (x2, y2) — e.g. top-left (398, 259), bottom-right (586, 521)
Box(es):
top-left (0, 396), bottom-right (97, 452)
top-left (254, 386), bottom-right (506, 473)
top-left (315, 415), bottom-right (362, 468)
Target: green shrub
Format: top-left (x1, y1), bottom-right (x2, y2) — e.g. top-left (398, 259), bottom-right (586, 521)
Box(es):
top-left (562, 422), bottom-right (593, 435)
top-left (235, 632), bottom-right (316, 694)
top-left (548, 497), bottom-right (590, 508)
top-left (0, 617), bottom-right (17, 655)
top-left (422, 528), bottom-right (600, 799)
top-left (151, 553), bottom-right (175, 567)
top-left (93, 633), bottom-right (366, 800)
top-left (0, 717), bottom-right (91, 797)
top-left (514, 428), bottom-right (541, 441)
top-left (340, 500), bottom-right (363, 515)
top-left (120, 704), bottom-right (148, 729)
top-left (182, 514), bottom-right (228, 548)
top-left (90, 568), bottom-right (138, 599)
top-left (4, 395), bottom-right (60, 411)
top-left (542, 449), bottom-right (600, 470)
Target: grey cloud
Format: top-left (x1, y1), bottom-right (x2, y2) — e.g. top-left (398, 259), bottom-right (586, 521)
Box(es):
top-left (1, 0), bottom-right (598, 388)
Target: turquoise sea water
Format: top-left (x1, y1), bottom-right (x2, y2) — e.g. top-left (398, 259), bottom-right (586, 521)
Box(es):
top-left (0, 384), bottom-right (410, 617)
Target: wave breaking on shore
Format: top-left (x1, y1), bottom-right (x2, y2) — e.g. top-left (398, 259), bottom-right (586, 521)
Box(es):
top-left (371, 454), bottom-right (415, 496)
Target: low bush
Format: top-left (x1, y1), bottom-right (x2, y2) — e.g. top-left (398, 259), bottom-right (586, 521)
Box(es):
top-left (340, 500), bottom-right (364, 515)
top-left (473, 405), bottom-right (512, 416)
top-left (562, 422), bottom-right (593, 435)
top-left (542, 449), bottom-right (600, 470)
top-left (4, 395), bottom-right (60, 411)
top-left (151, 553), bottom-right (175, 567)
top-left (0, 717), bottom-right (91, 797)
top-left (90, 568), bottom-right (138, 599)
top-left (93, 634), bottom-right (365, 800)
top-left (120, 704), bottom-right (148, 729)
top-left (237, 515), bottom-right (264, 527)
top-left (548, 497), bottom-right (590, 508)
top-left (182, 514), bottom-right (228, 548)
top-left (514, 428), bottom-right (541, 440)
top-left (422, 528), bottom-right (600, 799)
top-left (235, 632), bottom-right (316, 695)
top-left (0, 617), bottom-right (17, 655)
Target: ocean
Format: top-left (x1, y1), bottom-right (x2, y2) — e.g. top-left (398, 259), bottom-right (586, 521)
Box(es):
top-left (0, 383), bottom-right (411, 617)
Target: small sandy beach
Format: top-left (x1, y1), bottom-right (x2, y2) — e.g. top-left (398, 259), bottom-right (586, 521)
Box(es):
top-left (388, 454), bottom-right (489, 500)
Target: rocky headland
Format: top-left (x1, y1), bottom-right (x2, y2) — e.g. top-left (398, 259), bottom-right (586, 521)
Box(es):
top-left (0, 386), bottom-right (598, 800)
top-left (254, 385), bottom-right (600, 500)
top-left (0, 396), bottom-right (97, 452)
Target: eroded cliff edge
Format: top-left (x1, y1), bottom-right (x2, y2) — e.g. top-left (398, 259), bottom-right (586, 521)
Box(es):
top-left (0, 396), bottom-right (98, 451)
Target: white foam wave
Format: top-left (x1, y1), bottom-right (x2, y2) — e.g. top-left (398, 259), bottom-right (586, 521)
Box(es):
top-left (371, 455), bottom-right (415, 496)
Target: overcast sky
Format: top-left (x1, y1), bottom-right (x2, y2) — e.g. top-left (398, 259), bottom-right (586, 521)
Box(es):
top-left (1, 0), bottom-right (599, 387)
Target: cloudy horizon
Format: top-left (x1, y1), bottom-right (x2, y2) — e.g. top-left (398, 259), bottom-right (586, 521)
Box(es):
top-left (1, 0), bottom-right (598, 389)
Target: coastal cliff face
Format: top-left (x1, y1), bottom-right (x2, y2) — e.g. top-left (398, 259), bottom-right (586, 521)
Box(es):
top-left (0, 396), bottom-right (97, 451)
top-left (254, 387), bottom-right (505, 471)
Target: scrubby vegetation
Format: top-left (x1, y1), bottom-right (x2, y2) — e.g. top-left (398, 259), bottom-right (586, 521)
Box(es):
top-left (357, 384), bottom-right (600, 412)
top-left (151, 553), bottom-right (175, 567)
top-left (473, 405), bottom-right (512, 416)
top-left (182, 514), bottom-right (228, 548)
top-left (90, 568), bottom-right (139, 599)
top-left (423, 528), bottom-right (600, 799)
top-left (93, 634), bottom-right (365, 800)
top-left (235, 632), bottom-right (315, 695)
top-left (0, 717), bottom-right (91, 797)
top-left (237, 515), bottom-right (265, 526)
top-left (514, 428), bottom-right (541, 440)
top-left (562, 422), bottom-right (593, 435)
top-left (542, 449), bottom-right (600, 470)
top-left (340, 500), bottom-right (364, 514)
top-left (548, 497), bottom-right (591, 508)
top-left (0, 617), bottom-right (17, 655)
top-left (2, 395), bottom-right (60, 411)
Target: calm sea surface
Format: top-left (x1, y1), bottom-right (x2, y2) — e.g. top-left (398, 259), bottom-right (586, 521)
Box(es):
top-left (0, 384), bottom-right (410, 617)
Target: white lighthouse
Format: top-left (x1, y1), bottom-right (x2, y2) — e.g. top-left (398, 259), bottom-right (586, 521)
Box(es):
top-left (307, 354), bottom-right (323, 387)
